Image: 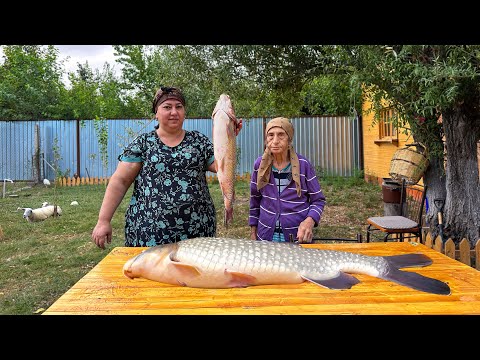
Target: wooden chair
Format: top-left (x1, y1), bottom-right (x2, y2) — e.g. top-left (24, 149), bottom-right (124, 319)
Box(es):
top-left (366, 179), bottom-right (427, 243)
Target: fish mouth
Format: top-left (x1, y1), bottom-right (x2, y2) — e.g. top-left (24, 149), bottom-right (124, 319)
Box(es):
top-left (123, 258), bottom-right (135, 279)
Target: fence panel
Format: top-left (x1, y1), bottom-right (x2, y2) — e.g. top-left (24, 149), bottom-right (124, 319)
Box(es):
top-left (0, 116), bottom-right (360, 181)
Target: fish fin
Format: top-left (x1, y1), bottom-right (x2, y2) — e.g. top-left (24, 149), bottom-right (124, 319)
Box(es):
top-left (170, 262), bottom-right (202, 278)
top-left (225, 270), bottom-right (257, 287)
top-left (302, 272), bottom-right (360, 290)
top-left (380, 268), bottom-right (451, 295)
top-left (383, 253), bottom-right (433, 268)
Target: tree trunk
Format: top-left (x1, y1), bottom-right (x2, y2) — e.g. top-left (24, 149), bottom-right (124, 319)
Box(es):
top-left (423, 156), bottom-right (446, 239)
top-left (441, 108), bottom-right (480, 246)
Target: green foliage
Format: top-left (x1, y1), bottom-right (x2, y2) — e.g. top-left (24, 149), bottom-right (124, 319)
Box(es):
top-left (92, 117), bottom-right (109, 177)
top-left (167, 45), bottom-right (362, 117)
top-left (347, 45), bottom-right (480, 161)
top-left (301, 74), bottom-right (362, 115)
top-left (0, 45), bottom-right (65, 120)
top-left (52, 137), bottom-right (70, 178)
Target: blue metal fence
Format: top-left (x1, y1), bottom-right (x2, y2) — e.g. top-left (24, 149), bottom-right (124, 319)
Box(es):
top-left (0, 116), bottom-right (360, 181)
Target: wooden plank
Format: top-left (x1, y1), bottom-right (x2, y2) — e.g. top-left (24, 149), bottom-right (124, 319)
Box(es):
top-left (424, 233), bottom-right (433, 248)
top-left (459, 238), bottom-right (471, 266)
top-left (43, 242), bottom-right (480, 315)
top-left (444, 239), bottom-right (455, 259)
top-left (433, 236), bottom-right (443, 252)
top-left (475, 239), bottom-right (480, 270)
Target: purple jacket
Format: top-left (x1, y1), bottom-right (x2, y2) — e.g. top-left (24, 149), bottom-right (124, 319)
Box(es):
top-left (249, 154), bottom-right (326, 242)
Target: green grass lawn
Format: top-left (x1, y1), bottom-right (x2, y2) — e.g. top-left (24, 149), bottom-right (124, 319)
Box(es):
top-left (0, 177), bottom-right (383, 315)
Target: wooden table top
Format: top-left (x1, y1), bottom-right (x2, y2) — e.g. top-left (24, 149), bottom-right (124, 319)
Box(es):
top-left (43, 242), bottom-right (480, 315)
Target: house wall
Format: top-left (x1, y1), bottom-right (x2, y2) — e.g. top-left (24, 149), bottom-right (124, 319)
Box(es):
top-left (361, 96), bottom-right (412, 185)
top-left (362, 97), bottom-right (480, 184)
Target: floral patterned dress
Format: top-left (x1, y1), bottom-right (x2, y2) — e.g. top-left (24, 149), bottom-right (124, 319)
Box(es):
top-left (119, 128), bottom-right (216, 246)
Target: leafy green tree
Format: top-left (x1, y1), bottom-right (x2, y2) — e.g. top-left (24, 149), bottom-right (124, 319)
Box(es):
top-left (0, 45), bottom-right (66, 120)
top-left (344, 45), bottom-right (480, 245)
top-left (113, 45), bottom-right (355, 118)
top-left (97, 62), bottom-right (138, 119)
top-left (64, 62), bottom-right (101, 119)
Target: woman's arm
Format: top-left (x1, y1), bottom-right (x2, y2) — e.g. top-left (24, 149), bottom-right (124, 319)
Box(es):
top-left (92, 161), bottom-right (141, 249)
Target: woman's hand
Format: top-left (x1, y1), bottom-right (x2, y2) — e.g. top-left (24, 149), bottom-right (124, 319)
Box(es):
top-left (250, 225), bottom-right (257, 240)
top-left (235, 119), bottom-right (243, 136)
top-left (296, 217), bottom-right (315, 243)
top-left (92, 220), bottom-right (113, 250)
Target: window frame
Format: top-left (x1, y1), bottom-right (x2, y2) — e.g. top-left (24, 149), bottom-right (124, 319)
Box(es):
top-left (374, 107), bottom-right (399, 144)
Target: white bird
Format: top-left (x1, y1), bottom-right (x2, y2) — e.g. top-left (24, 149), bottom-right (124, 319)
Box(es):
top-left (43, 179), bottom-right (51, 187)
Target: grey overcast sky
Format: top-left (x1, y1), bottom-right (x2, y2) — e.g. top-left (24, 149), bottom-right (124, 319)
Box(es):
top-left (56, 45), bottom-right (118, 74)
top-left (56, 45), bottom-right (121, 84)
top-left (0, 45), bottom-right (121, 86)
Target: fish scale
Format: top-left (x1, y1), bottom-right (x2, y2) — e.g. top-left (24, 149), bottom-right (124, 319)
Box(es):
top-left (179, 238), bottom-right (381, 277)
top-left (123, 237), bottom-right (451, 295)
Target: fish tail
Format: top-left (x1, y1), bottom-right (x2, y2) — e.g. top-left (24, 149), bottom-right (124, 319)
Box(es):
top-left (224, 207), bottom-right (234, 228)
top-left (381, 254), bottom-right (451, 295)
top-left (384, 253), bottom-right (433, 268)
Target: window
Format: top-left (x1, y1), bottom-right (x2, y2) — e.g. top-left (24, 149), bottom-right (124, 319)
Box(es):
top-left (375, 107), bottom-right (398, 144)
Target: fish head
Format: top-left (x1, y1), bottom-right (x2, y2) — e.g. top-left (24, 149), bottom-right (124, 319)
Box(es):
top-left (123, 243), bottom-right (199, 287)
top-left (212, 94), bottom-right (235, 120)
top-left (123, 244), bottom-right (176, 279)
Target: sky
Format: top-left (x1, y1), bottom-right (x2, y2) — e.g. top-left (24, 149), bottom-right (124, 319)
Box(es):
top-left (0, 45), bottom-right (121, 86)
top-left (56, 45), bottom-right (121, 85)
top-left (56, 45), bottom-right (118, 74)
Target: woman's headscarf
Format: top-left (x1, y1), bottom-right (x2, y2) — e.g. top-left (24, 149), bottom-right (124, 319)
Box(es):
top-left (256, 117), bottom-right (301, 197)
top-left (152, 86), bottom-right (186, 114)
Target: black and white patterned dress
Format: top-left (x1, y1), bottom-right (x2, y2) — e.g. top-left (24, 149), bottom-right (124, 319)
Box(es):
top-left (119, 128), bottom-right (216, 246)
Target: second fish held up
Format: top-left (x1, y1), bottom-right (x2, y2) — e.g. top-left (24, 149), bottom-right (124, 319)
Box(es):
top-left (212, 94), bottom-right (239, 228)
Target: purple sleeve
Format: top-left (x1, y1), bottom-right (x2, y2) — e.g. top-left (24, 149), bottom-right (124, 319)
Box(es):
top-left (305, 161), bottom-right (326, 225)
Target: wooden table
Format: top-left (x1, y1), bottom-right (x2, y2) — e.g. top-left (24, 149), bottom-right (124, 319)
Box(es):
top-left (43, 242), bottom-right (480, 315)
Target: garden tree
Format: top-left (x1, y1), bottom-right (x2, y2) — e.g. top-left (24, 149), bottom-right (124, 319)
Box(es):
top-left (301, 75), bottom-right (361, 115)
top-left (113, 45), bottom-right (251, 117)
top-left (343, 45), bottom-right (480, 245)
top-left (168, 45), bottom-right (361, 117)
top-left (0, 45), bottom-right (66, 120)
top-left (65, 63), bottom-right (102, 120)
top-left (112, 45), bottom-right (353, 118)
top-left (112, 45), bottom-right (161, 117)
top-left (165, 45), bottom-right (360, 117)
top-left (96, 62), bottom-right (138, 119)
top-left (179, 45), bottom-right (479, 245)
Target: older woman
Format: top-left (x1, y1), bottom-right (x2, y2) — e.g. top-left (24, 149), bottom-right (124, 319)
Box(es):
top-left (249, 117), bottom-right (326, 243)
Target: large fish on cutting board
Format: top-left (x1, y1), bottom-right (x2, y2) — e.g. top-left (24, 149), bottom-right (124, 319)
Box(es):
top-left (123, 237), bottom-right (451, 295)
top-left (212, 94), bottom-right (238, 227)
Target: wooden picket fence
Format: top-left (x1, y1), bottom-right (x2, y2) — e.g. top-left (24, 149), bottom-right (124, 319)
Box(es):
top-left (55, 176), bottom-right (109, 186)
top-left (55, 173), bottom-right (252, 187)
top-left (419, 231), bottom-right (480, 270)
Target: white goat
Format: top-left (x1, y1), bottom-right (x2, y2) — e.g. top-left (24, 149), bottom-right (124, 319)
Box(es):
top-left (18, 205), bottom-right (63, 222)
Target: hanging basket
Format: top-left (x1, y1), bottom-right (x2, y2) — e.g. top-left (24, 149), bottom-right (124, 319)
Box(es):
top-left (389, 143), bottom-right (429, 185)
